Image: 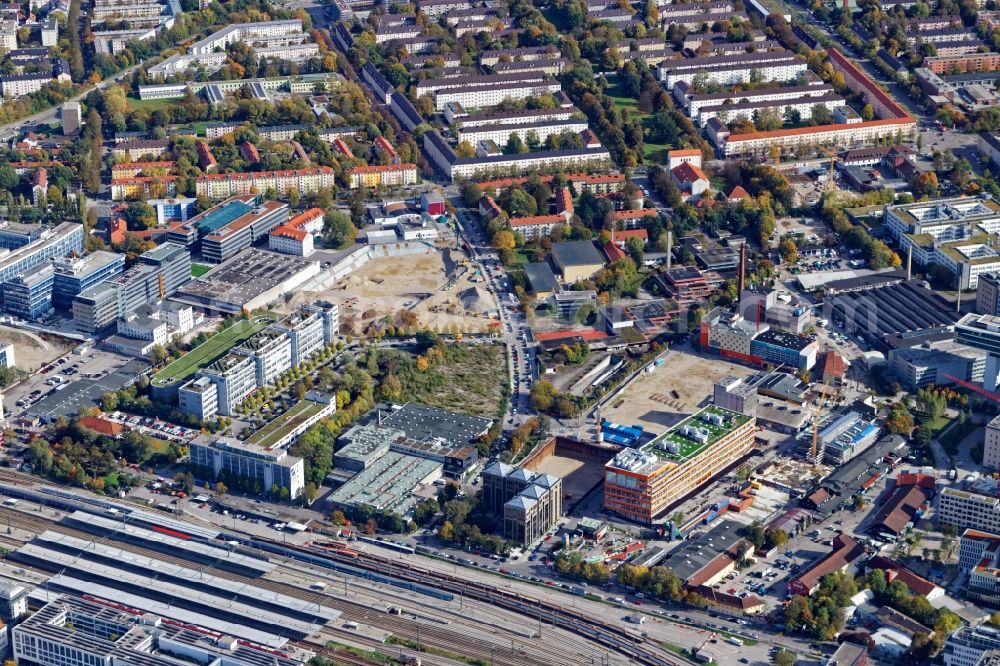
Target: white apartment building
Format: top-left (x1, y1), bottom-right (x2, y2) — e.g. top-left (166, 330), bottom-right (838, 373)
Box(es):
top-left (375, 25), bottom-right (421, 42)
top-left (416, 72), bottom-right (545, 97)
top-left (198, 352), bottom-right (258, 416)
top-left (189, 19), bottom-right (304, 54)
top-left (457, 118), bottom-right (589, 147)
top-left (268, 228), bottom-right (314, 256)
top-left (178, 375), bottom-right (219, 420)
top-left (450, 149), bottom-right (612, 181)
top-left (480, 46), bottom-right (560, 65)
top-left (254, 43), bottom-right (319, 62)
top-left (663, 57), bottom-right (808, 89)
top-left (509, 215), bottom-right (569, 240)
top-left (148, 52), bottom-right (228, 76)
top-left (697, 94), bottom-right (845, 128)
top-left (457, 107), bottom-right (578, 129)
top-left (987, 415), bottom-right (1000, 471)
top-left (0, 21), bottom-right (16, 50)
top-left (717, 117), bottom-right (916, 157)
top-left (678, 83), bottom-right (833, 115)
top-left (93, 3), bottom-right (166, 19)
top-left (433, 81), bottom-right (562, 111)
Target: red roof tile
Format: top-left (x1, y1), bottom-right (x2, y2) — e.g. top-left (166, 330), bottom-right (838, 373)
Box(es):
top-left (671, 161), bottom-right (708, 183)
top-left (80, 416), bottom-right (124, 437)
top-left (727, 185), bottom-right (751, 201)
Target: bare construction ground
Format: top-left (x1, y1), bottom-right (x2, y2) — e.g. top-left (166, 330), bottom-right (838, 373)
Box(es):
top-left (530, 454), bottom-right (605, 507)
top-left (599, 350), bottom-right (755, 433)
top-left (0, 325), bottom-right (75, 371)
top-left (282, 251), bottom-right (500, 335)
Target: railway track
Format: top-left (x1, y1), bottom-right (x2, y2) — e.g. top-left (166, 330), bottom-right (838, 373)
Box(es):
top-left (0, 507), bottom-right (578, 666)
top-left (280, 543), bottom-right (686, 666)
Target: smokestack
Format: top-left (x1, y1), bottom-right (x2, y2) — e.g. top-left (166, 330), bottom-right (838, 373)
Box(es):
top-left (738, 242), bottom-right (746, 295)
top-left (906, 245), bottom-right (912, 281)
top-left (957, 271), bottom-right (963, 314)
top-left (666, 230), bottom-right (673, 270)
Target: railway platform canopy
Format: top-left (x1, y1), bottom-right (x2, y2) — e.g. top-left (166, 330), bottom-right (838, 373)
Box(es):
top-left (13, 532), bottom-right (339, 643)
top-left (62, 511), bottom-right (275, 577)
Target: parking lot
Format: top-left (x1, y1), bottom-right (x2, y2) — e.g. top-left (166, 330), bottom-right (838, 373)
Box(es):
top-left (7, 349), bottom-right (133, 417)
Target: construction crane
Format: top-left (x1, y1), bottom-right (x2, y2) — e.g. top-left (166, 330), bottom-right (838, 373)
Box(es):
top-left (810, 377), bottom-right (832, 466)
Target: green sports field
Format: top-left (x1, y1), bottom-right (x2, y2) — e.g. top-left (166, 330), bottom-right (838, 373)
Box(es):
top-left (152, 317), bottom-right (273, 386)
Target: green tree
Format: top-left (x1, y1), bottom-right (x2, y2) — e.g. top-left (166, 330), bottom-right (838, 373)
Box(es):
top-left (774, 650), bottom-right (797, 666)
top-left (324, 210), bottom-right (356, 249)
top-left (779, 238), bottom-right (798, 264)
top-left (0, 163), bottom-right (17, 191)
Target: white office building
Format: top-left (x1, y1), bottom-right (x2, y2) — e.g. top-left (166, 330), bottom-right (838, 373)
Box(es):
top-left (189, 434), bottom-right (305, 498)
top-left (197, 352), bottom-right (258, 416)
top-left (178, 375), bottom-right (219, 421)
top-left (274, 309), bottom-right (326, 365)
top-left (237, 329), bottom-right (292, 387)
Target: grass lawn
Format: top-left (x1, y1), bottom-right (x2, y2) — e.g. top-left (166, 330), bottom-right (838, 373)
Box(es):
top-left (192, 122), bottom-right (207, 136)
top-left (918, 413), bottom-right (951, 433)
top-left (606, 77), bottom-right (676, 164)
top-left (513, 249), bottom-right (533, 266)
top-left (152, 316), bottom-right (273, 385)
top-left (938, 417), bottom-right (977, 454)
top-left (127, 96), bottom-right (177, 112)
top-left (191, 263), bottom-right (211, 278)
top-left (606, 79), bottom-right (641, 115)
top-left (147, 438), bottom-right (173, 455)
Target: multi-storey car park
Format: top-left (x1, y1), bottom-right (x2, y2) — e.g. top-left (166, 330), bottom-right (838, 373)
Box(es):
top-left (604, 405), bottom-right (756, 524)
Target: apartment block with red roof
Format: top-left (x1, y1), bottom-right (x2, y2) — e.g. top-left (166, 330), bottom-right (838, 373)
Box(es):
top-left (348, 163), bottom-right (418, 189)
top-left (240, 141), bottom-right (262, 165)
top-left (194, 167), bottom-right (337, 200)
top-left (111, 161), bottom-right (178, 179)
top-left (196, 141), bottom-right (217, 173)
top-left (332, 138), bottom-right (354, 159)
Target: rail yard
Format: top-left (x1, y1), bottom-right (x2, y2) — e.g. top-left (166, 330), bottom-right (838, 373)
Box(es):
top-left (0, 468), bottom-right (683, 666)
